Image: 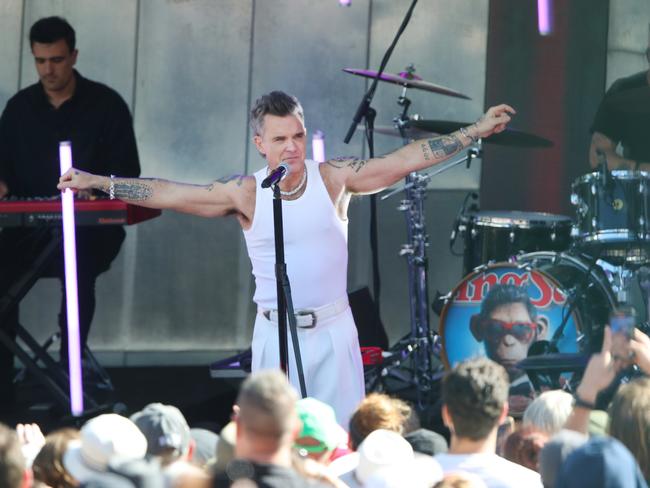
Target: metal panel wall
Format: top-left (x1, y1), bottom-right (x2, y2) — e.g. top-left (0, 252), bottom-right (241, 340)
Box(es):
top-left (6, 0), bottom-right (489, 364)
top-left (0, 2), bottom-right (23, 108)
top-left (607, 0), bottom-right (650, 87)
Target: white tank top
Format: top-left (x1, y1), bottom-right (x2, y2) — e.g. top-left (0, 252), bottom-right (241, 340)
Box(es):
top-left (243, 160), bottom-right (348, 310)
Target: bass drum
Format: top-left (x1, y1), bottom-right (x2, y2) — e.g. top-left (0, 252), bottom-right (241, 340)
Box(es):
top-left (439, 251), bottom-right (616, 371)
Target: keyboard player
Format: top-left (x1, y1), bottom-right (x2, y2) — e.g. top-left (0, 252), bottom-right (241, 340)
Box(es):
top-left (0, 17), bottom-right (140, 415)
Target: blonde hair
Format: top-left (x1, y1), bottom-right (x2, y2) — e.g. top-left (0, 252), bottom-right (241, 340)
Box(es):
top-left (608, 377), bottom-right (650, 482)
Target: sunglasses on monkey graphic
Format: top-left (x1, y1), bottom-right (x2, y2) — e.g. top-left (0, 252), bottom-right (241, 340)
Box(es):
top-left (477, 318), bottom-right (540, 343)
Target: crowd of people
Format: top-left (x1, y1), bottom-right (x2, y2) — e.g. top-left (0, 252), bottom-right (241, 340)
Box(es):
top-left (1, 324), bottom-right (649, 488)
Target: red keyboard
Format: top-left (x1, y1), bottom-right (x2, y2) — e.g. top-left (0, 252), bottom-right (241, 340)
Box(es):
top-left (0, 198), bottom-right (161, 227)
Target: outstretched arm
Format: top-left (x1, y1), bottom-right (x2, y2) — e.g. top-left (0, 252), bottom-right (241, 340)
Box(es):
top-left (58, 169), bottom-right (252, 218)
top-left (324, 104), bottom-right (514, 194)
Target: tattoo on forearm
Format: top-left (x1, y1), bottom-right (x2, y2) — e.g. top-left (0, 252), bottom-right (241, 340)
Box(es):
top-left (421, 143), bottom-right (432, 161)
top-left (113, 181), bottom-right (153, 201)
top-left (426, 135), bottom-right (462, 159)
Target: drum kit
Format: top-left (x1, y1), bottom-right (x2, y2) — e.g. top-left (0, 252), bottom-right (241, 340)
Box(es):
top-left (345, 65), bottom-right (650, 410)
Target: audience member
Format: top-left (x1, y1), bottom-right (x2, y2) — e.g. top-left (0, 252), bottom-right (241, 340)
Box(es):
top-left (435, 357), bottom-right (542, 487)
top-left (404, 428), bottom-right (448, 456)
top-left (211, 369), bottom-right (330, 487)
top-left (538, 429), bottom-right (588, 488)
top-left (294, 397), bottom-right (347, 465)
top-left (339, 429), bottom-right (441, 488)
top-left (522, 390), bottom-right (573, 437)
top-left (15, 423), bottom-right (46, 469)
top-left (32, 427), bottom-right (80, 488)
top-left (347, 393), bottom-right (415, 450)
top-left (213, 422), bottom-right (236, 474)
top-left (556, 436), bottom-right (647, 488)
top-left (63, 413), bottom-right (147, 485)
top-left (608, 377), bottom-right (650, 483)
top-left (0, 423), bottom-right (31, 488)
top-left (565, 327), bottom-right (650, 435)
top-left (190, 428), bottom-right (219, 469)
top-left (131, 402), bottom-right (193, 467)
top-left (502, 427), bottom-right (548, 471)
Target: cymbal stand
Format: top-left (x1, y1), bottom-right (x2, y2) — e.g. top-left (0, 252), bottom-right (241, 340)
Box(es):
top-left (381, 83), bottom-right (439, 409)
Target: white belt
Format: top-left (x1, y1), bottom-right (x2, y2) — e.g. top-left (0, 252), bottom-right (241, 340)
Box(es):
top-left (260, 296), bottom-right (349, 328)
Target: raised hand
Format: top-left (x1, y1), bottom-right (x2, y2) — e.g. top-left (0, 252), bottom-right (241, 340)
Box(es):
top-left (475, 104), bottom-right (516, 138)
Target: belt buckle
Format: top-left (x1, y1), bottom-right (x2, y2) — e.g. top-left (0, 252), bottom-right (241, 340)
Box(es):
top-left (296, 310), bottom-right (317, 328)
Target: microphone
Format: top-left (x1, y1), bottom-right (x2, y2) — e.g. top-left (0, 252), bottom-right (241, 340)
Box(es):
top-left (261, 162), bottom-right (290, 189)
top-left (596, 149), bottom-right (610, 190)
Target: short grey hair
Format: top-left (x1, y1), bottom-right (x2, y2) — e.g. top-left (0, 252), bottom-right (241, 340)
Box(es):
top-left (523, 389), bottom-right (574, 436)
top-left (250, 91), bottom-right (304, 136)
top-left (236, 369), bottom-right (298, 439)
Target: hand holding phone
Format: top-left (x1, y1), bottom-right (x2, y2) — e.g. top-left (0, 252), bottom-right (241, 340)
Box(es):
top-left (609, 307), bottom-right (636, 362)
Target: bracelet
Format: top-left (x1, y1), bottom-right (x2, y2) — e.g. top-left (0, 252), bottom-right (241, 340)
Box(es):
top-left (573, 393), bottom-right (596, 410)
top-left (109, 175), bottom-right (115, 200)
top-left (459, 125), bottom-right (479, 143)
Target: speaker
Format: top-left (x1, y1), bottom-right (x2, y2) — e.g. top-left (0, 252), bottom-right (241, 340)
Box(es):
top-left (349, 287), bottom-right (389, 350)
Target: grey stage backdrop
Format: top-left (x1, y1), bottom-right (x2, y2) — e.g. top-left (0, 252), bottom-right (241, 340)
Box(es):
top-left (2, 0), bottom-right (489, 365)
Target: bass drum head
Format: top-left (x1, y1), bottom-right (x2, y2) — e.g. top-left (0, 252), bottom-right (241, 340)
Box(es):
top-left (439, 253), bottom-right (615, 412)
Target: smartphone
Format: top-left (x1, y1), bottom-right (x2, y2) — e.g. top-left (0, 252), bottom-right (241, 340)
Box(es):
top-left (609, 307), bottom-right (635, 360)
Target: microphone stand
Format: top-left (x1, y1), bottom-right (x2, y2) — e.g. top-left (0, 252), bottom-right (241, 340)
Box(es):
top-left (271, 183), bottom-right (307, 398)
top-left (343, 0), bottom-right (419, 321)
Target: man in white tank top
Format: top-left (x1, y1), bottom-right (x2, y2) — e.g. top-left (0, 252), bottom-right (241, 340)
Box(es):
top-left (59, 91), bottom-right (514, 425)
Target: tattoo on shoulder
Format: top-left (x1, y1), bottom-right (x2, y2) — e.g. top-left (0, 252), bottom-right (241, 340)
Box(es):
top-left (326, 156), bottom-right (382, 173)
top-left (113, 181), bottom-right (153, 201)
top-left (426, 135), bottom-right (462, 159)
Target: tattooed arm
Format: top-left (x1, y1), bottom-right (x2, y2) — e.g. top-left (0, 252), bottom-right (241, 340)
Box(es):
top-left (323, 104), bottom-right (515, 195)
top-left (57, 170), bottom-right (253, 218)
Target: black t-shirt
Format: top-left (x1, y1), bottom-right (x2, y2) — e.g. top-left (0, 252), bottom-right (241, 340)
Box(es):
top-left (591, 70), bottom-right (650, 163)
top-left (0, 70), bottom-right (140, 197)
top-left (212, 460), bottom-right (331, 488)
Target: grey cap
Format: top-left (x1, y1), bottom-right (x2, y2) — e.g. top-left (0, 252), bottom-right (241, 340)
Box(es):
top-left (130, 403), bottom-right (191, 458)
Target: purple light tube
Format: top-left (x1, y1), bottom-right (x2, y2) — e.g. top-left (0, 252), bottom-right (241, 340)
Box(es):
top-left (339, 0), bottom-right (351, 6)
top-left (312, 130), bottom-right (326, 162)
top-left (538, 0), bottom-right (552, 36)
top-left (58, 141), bottom-right (84, 416)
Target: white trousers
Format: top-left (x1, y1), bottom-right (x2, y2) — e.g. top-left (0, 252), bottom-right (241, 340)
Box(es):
top-left (251, 304), bottom-right (365, 427)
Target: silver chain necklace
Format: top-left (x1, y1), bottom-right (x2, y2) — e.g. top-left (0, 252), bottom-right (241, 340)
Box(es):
top-left (267, 166), bottom-right (307, 197)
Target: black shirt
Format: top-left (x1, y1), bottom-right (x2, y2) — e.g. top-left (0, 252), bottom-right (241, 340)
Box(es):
top-left (591, 70), bottom-right (650, 163)
top-left (0, 70), bottom-right (140, 197)
top-left (212, 460), bottom-right (331, 488)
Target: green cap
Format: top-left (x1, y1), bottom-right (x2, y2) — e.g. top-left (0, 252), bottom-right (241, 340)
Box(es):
top-left (295, 397), bottom-right (341, 452)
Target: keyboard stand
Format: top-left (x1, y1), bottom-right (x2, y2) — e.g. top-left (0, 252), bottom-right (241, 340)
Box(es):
top-left (0, 228), bottom-right (113, 414)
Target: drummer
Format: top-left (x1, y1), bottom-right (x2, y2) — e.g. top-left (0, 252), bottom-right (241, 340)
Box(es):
top-left (589, 29), bottom-right (650, 170)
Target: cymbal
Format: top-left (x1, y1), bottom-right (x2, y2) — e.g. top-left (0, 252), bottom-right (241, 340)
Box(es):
top-left (356, 124), bottom-right (434, 140)
top-left (343, 68), bottom-right (471, 100)
top-left (605, 86), bottom-right (650, 114)
top-left (408, 120), bottom-right (554, 148)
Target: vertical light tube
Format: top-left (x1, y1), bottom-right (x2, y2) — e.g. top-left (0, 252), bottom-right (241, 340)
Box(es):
top-left (312, 130), bottom-right (326, 163)
top-left (538, 0), bottom-right (552, 36)
top-left (58, 141), bottom-right (83, 416)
